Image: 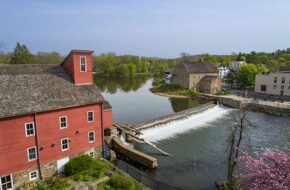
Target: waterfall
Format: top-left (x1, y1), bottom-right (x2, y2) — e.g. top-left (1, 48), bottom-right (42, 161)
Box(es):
top-left (140, 104), bottom-right (232, 142)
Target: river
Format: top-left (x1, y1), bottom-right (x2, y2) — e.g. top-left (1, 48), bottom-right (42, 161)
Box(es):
top-left (96, 76), bottom-right (290, 190)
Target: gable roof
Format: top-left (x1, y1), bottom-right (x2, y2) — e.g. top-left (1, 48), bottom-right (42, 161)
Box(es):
top-left (200, 75), bottom-right (218, 81)
top-left (180, 62), bottom-right (218, 73)
top-left (0, 64), bottom-right (111, 119)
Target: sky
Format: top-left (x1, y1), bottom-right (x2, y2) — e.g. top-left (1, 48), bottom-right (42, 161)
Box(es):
top-left (1, 0), bottom-right (290, 58)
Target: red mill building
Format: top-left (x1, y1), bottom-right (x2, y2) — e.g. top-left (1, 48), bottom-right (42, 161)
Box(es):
top-left (0, 50), bottom-right (113, 189)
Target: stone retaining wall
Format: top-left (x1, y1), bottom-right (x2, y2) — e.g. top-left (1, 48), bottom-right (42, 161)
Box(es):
top-left (203, 94), bottom-right (290, 116)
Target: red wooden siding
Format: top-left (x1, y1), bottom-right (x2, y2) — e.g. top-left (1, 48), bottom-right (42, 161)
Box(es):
top-left (103, 110), bottom-right (113, 129)
top-left (62, 50), bottom-right (94, 85)
top-left (0, 103), bottom-right (106, 176)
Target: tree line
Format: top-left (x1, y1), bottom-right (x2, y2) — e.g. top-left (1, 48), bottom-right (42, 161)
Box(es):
top-left (1, 42), bottom-right (290, 77)
top-left (94, 53), bottom-right (171, 76)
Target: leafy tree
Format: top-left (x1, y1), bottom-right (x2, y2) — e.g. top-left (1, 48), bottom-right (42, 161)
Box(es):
top-left (237, 149), bottom-right (290, 190)
top-left (256, 64), bottom-right (268, 74)
top-left (237, 64), bottom-right (258, 88)
top-left (204, 54), bottom-right (218, 66)
top-left (221, 56), bottom-right (231, 67)
top-left (35, 52), bottom-right (63, 64)
top-left (10, 42), bottom-right (35, 64)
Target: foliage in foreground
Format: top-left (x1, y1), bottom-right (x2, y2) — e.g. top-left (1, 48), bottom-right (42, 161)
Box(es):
top-left (237, 149), bottom-right (290, 190)
top-left (63, 155), bottom-right (109, 182)
top-left (16, 174), bottom-right (71, 190)
top-left (99, 174), bottom-right (135, 190)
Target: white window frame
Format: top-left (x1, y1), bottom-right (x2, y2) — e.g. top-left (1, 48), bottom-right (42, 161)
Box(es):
top-left (87, 111), bottom-right (94, 122)
top-left (25, 122), bottom-right (35, 137)
top-left (80, 56), bottom-right (87, 72)
top-left (27, 147), bottom-right (37, 161)
top-left (29, 170), bottom-right (38, 181)
top-left (61, 138), bottom-right (69, 151)
top-left (88, 131), bottom-right (95, 143)
top-left (59, 116), bottom-right (68, 129)
top-left (0, 174), bottom-right (13, 190)
top-left (89, 151), bottom-right (94, 157)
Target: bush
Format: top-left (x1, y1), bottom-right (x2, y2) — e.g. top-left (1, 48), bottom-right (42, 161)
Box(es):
top-left (188, 90), bottom-right (202, 97)
top-left (152, 79), bottom-right (165, 86)
top-left (158, 84), bottom-right (183, 92)
top-left (64, 155), bottom-right (94, 176)
top-left (103, 175), bottom-right (135, 190)
top-left (17, 175), bottom-right (71, 190)
top-left (63, 155), bottom-right (109, 182)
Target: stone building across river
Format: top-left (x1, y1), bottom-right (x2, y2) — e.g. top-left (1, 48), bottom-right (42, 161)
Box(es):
top-left (172, 61), bottom-right (220, 94)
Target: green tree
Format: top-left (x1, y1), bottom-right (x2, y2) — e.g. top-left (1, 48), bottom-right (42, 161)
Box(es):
top-left (10, 42), bottom-right (35, 64)
top-left (256, 64), bottom-right (268, 74)
top-left (35, 52), bottom-right (63, 64)
top-left (204, 54), bottom-right (218, 66)
top-left (221, 56), bottom-right (231, 67)
top-left (238, 64), bottom-right (258, 88)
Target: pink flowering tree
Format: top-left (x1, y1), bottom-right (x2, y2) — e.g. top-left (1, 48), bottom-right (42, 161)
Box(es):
top-left (237, 149), bottom-right (290, 190)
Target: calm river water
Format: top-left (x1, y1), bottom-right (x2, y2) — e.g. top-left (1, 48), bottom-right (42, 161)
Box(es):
top-left (96, 76), bottom-right (290, 190)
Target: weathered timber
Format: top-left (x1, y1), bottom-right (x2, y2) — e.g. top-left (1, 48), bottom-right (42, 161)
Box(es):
top-left (111, 136), bottom-right (158, 169)
top-left (113, 123), bottom-right (170, 156)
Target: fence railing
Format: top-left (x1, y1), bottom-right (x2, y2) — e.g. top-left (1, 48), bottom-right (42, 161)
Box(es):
top-left (116, 159), bottom-right (183, 190)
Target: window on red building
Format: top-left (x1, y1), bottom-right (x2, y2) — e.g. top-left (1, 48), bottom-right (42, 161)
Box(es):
top-left (88, 131), bottom-right (95, 143)
top-left (61, 138), bottom-right (69, 151)
top-left (87, 111), bottom-right (94, 122)
top-left (25, 122), bottom-right (35, 137)
top-left (80, 56), bottom-right (87, 72)
top-left (59, 116), bottom-right (67, 129)
top-left (27, 147), bottom-right (37, 161)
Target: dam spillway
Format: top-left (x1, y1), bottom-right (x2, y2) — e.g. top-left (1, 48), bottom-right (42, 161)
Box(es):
top-left (136, 103), bottom-right (232, 143)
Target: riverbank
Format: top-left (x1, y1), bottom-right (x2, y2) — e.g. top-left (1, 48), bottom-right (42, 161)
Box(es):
top-left (151, 89), bottom-right (290, 116)
top-left (204, 93), bottom-right (290, 116)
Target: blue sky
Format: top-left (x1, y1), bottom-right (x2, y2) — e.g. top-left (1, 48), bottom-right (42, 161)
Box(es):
top-left (1, 0), bottom-right (290, 58)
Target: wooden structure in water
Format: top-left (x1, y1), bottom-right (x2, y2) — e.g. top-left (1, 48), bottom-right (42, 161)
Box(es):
top-left (113, 123), bottom-right (170, 156)
top-left (111, 136), bottom-right (158, 168)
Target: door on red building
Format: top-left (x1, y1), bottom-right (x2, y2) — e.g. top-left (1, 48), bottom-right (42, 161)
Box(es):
top-left (0, 174), bottom-right (13, 190)
top-left (57, 157), bottom-right (69, 173)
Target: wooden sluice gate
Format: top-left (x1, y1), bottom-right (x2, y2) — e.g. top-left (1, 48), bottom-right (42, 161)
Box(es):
top-left (110, 123), bottom-right (171, 169)
top-left (111, 136), bottom-right (158, 169)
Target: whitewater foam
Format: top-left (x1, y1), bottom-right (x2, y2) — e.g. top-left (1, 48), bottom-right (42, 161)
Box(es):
top-left (140, 105), bottom-right (232, 142)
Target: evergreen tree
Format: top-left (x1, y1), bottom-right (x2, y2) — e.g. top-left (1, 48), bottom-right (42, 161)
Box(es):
top-left (10, 42), bottom-right (34, 64)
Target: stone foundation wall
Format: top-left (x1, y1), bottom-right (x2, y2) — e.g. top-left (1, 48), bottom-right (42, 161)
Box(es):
top-left (41, 161), bottom-right (57, 180)
top-left (13, 167), bottom-right (39, 188)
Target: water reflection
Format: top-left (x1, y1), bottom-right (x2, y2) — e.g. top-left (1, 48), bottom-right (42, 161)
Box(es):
top-left (94, 75), bottom-right (150, 94)
top-left (169, 98), bottom-right (208, 112)
top-left (95, 75), bottom-right (209, 124)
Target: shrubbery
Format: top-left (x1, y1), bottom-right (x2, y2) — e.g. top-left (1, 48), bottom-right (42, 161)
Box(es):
top-left (63, 155), bottom-right (109, 182)
top-left (158, 84), bottom-right (183, 92)
top-left (16, 175), bottom-right (71, 190)
top-left (101, 175), bottom-right (135, 190)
